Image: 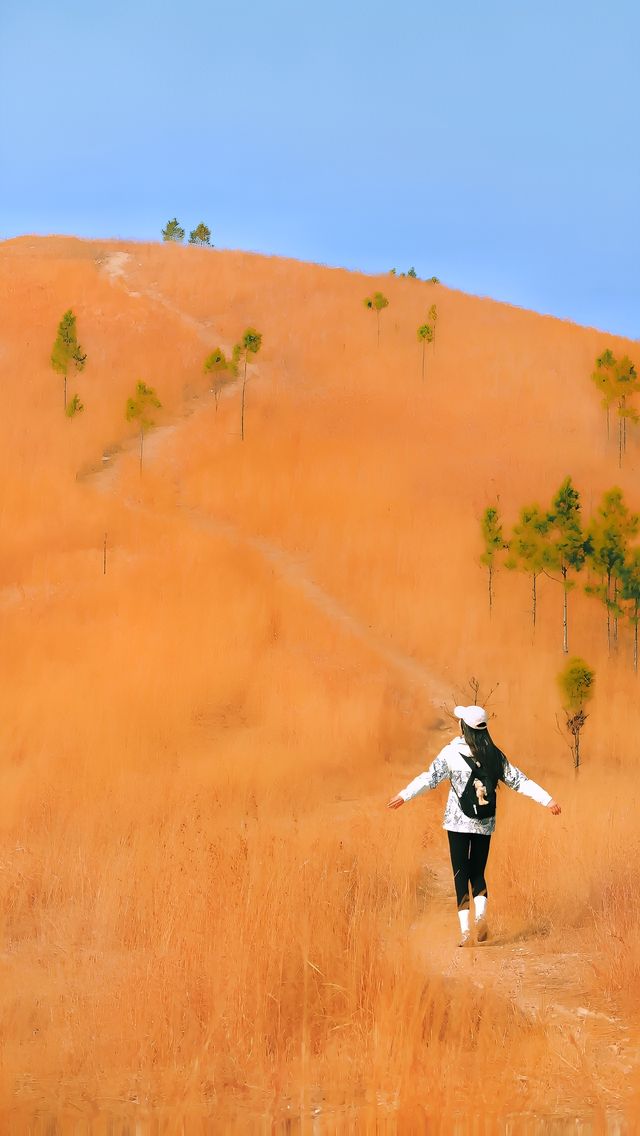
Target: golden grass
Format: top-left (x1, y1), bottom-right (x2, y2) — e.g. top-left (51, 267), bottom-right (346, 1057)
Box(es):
top-left (0, 235), bottom-right (639, 1129)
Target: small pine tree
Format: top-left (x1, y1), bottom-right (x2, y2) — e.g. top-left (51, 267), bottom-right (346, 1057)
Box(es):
top-left (407, 266), bottom-right (418, 279)
top-left (557, 657), bottom-right (595, 769)
top-left (204, 347), bottom-right (230, 411)
top-left (590, 349), bottom-right (617, 442)
top-left (589, 350), bottom-right (640, 463)
top-left (543, 477), bottom-right (586, 654)
top-left (65, 393), bottom-right (84, 418)
top-left (363, 292), bottom-right (389, 347)
top-left (417, 323), bottom-right (433, 380)
top-left (585, 488), bottom-right (638, 652)
top-left (234, 328), bottom-right (262, 441)
top-left (505, 504), bottom-right (549, 629)
top-left (188, 223), bottom-right (212, 246)
top-left (162, 218), bottom-right (185, 242)
top-left (125, 381), bottom-right (162, 474)
top-left (480, 505), bottom-right (508, 615)
top-left (51, 309), bottom-right (86, 410)
top-left (613, 355), bottom-right (640, 467)
top-left (428, 304), bottom-right (438, 354)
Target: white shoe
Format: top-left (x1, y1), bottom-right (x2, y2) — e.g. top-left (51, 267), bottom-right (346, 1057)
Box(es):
top-left (458, 931), bottom-right (472, 947)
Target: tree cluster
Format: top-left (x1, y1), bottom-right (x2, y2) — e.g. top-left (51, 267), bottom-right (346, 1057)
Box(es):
top-left (389, 268), bottom-right (439, 283)
top-left (203, 327), bottom-right (263, 441)
top-left (162, 219), bottom-right (213, 246)
top-left (417, 305), bottom-right (438, 379)
top-left (481, 477), bottom-right (640, 667)
top-left (589, 349), bottom-right (640, 467)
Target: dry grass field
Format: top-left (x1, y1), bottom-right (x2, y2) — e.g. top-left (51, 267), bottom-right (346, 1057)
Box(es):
top-left (1, 235), bottom-right (640, 1131)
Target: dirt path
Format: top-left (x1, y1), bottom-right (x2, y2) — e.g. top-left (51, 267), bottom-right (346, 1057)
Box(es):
top-left (99, 251), bottom-right (217, 346)
top-left (403, 857), bottom-right (634, 1124)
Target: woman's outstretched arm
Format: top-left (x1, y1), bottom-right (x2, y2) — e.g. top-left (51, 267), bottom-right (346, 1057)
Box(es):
top-left (501, 759), bottom-right (561, 814)
top-left (387, 751), bottom-right (449, 809)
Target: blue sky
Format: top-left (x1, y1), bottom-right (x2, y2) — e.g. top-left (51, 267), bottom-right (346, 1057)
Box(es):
top-left (2, 0), bottom-right (638, 336)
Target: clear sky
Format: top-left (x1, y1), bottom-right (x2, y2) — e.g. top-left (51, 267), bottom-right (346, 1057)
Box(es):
top-left (2, 0), bottom-right (638, 337)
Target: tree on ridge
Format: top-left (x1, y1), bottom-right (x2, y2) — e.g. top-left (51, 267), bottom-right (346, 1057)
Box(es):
top-left (189, 223), bottom-right (212, 246)
top-left (162, 218), bottom-right (185, 242)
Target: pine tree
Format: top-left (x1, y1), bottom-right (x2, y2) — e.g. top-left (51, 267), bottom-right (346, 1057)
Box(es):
top-left (505, 504), bottom-right (549, 629)
top-left (417, 322), bottom-right (433, 380)
top-left (65, 393), bottom-right (84, 418)
top-left (188, 223), bottom-right (212, 246)
top-left (543, 477), bottom-right (586, 654)
top-left (589, 350), bottom-right (640, 463)
top-left (613, 355), bottom-right (640, 467)
top-left (590, 349), bottom-right (617, 442)
top-left (363, 292), bottom-right (389, 347)
top-left (586, 488), bottom-right (639, 652)
top-left (204, 347), bottom-right (230, 411)
top-left (51, 309), bottom-right (86, 410)
top-left (162, 218), bottom-right (185, 242)
top-left (480, 505), bottom-right (507, 615)
top-left (125, 381), bottom-right (162, 474)
top-left (428, 304), bottom-right (438, 354)
top-left (234, 328), bottom-right (262, 441)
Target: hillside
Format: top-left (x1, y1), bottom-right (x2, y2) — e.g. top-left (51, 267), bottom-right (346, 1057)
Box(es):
top-left (1, 235), bottom-right (639, 1128)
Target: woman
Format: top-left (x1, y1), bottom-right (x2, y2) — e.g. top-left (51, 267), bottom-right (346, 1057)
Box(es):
top-left (387, 705), bottom-right (561, 946)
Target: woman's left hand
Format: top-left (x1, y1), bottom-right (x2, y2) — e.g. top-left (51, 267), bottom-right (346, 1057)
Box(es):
top-left (387, 795), bottom-right (405, 809)
top-left (548, 800), bottom-right (561, 815)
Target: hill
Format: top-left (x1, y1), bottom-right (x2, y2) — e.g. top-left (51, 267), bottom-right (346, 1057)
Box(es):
top-left (0, 235), bottom-right (638, 1128)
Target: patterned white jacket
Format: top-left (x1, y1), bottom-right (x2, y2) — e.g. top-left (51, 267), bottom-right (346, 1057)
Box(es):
top-left (399, 735), bottom-right (552, 835)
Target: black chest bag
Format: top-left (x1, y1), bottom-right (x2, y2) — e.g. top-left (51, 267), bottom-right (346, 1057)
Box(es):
top-left (453, 753), bottom-right (499, 820)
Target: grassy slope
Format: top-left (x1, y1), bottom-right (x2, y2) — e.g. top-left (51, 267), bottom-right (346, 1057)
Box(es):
top-left (0, 235), bottom-right (639, 1126)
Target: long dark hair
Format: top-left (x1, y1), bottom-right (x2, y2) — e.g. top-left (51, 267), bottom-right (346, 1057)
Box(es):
top-left (460, 720), bottom-right (506, 785)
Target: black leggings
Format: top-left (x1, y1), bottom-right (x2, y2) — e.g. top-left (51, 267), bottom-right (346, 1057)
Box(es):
top-left (447, 831), bottom-right (491, 910)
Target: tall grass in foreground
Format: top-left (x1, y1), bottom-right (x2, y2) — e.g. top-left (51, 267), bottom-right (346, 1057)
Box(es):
top-left (1, 757), bottom-right (639, 1124)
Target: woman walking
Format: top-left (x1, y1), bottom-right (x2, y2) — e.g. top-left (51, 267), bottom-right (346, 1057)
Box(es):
top-left (387, 705), bottom-right (561, 946)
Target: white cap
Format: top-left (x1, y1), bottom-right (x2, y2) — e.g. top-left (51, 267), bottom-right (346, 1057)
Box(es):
top-left (454, 705), bottom-right (488, 729)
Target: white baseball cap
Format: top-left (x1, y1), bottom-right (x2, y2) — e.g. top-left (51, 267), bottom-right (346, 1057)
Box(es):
top-left (454, 705), bottom-right (488, 729)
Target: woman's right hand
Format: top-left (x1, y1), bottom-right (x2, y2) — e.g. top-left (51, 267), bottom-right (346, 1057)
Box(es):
top-left (387, 795), bottom-right (405, 809)
top-left (548, 799), bottom-right (561, 815)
